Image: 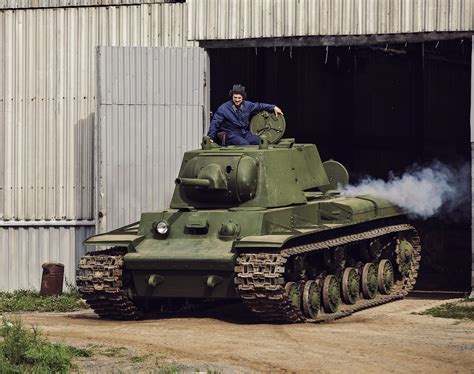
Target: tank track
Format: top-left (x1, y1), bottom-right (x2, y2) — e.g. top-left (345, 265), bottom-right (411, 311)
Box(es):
top-left (76, 248), bottom-right (141, 320)
top-left (234, 223), bottom-right (421, 323)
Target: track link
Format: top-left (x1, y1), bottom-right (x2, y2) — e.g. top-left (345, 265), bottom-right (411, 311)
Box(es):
top-left (76, 248), bottom-right (141, 320)
top-left (234, 223), bottom-right (421, 323)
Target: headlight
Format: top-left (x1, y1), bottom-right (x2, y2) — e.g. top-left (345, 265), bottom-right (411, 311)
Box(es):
top-left (155, 220), bottom-right (169, 235)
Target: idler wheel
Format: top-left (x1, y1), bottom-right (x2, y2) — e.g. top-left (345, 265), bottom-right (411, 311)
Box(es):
top-left (341, 267), bottom-right (360, 305)
top-left (361, 263), bottom-right (378, 299)
top-left (302, 280), bottom-right (321, 319)
top-left (322, 275), bottom-right (340, 313)
top-left (284, 282), bottom-right (302, 310)
top-left (377, 259), bottom-right (394, 295)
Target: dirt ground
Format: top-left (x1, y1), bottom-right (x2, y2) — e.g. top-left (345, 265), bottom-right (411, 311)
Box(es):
top-left (5, 297), bottom-right (474, 374)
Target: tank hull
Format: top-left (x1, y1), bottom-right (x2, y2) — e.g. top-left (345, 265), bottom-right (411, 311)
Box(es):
top-left (80, 195), bottom-right (406, 301)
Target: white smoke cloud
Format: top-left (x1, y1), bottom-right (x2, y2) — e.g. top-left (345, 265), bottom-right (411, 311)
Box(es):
top-left (341, 161), bottom-right (470, 219)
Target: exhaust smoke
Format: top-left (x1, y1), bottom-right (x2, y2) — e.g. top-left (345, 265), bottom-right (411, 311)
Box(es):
top-left (341, 161), bottom-right (470, 219)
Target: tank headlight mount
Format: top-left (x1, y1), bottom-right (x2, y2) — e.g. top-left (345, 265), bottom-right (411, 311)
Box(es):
top-left (154, 220), bottom-right (169, 236)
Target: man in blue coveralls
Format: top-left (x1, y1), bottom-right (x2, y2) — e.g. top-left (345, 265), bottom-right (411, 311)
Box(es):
top-left (207, 84), bottom-right (284, 146)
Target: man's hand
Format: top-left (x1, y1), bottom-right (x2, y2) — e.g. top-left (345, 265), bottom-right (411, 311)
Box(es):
top-left (274, 106), bottom-right (284, 116)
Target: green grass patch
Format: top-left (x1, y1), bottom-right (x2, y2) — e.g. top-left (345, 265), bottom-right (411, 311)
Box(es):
top-left (0, 319), bottom-right (89, 373)
top-left (0, 289), bottom-right (88, 313)
top-left (420, 298), bottom-right (474, 321)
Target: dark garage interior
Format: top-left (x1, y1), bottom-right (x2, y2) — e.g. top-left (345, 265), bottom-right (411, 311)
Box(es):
top-left (209, 39), bottom-right (472, 291)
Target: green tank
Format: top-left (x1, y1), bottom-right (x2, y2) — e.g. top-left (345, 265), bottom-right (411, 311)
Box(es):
top-left (77, 113), bottom-right (421, 322)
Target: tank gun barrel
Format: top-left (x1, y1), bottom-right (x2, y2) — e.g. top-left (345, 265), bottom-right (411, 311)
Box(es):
top-left (175, 177), bottom-right (211, 188)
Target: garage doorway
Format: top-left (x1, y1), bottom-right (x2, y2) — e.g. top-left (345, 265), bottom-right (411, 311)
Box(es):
top-left (209, 39), bottom-right (472, 291)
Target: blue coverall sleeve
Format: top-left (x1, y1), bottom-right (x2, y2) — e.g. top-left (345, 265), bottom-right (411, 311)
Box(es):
top-left (249, 102), bottom-right (276, 115)
top-left (208, 109), bottom-right (224, 140)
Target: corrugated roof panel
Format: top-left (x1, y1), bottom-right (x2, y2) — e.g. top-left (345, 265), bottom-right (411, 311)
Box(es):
top-left (0, 3), bottom-right (195, 221)
top-left (0, 225), bottom-right (94, 291)
top-left (187, 0), bottom-right (474, 41)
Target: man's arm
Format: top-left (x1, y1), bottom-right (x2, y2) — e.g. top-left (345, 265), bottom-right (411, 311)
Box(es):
top-left (207, 110), bottom-right (224, 141)
top-left (250, 102), bottom-right (284, 116)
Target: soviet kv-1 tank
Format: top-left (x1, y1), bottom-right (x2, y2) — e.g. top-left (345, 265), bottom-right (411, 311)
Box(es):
top-left (77, 112), bottom-right (421, 323)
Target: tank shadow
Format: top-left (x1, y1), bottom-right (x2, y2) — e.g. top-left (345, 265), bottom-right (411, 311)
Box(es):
top-left (142, 301), bottom-right (267, 325)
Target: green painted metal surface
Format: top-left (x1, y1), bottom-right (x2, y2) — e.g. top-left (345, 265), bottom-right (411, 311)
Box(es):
top-left (83, 137), bottom-right (404, 299)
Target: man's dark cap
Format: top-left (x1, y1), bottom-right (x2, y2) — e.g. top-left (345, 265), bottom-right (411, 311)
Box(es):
top-left (229, 84), bottom-right (247, 99)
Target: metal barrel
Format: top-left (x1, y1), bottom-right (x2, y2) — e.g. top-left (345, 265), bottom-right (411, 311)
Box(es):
top-left (175, 177), bottom-right (211, 187)
top-left (39, 262), bottom-right (65, 296)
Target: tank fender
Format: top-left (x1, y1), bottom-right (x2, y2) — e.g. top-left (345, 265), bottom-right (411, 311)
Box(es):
top-left (83, 222), bottom-right (143, 251)
top-left (318, 196), bottom-right (402, 222)
top-left (234, 234), bottom-right (296, 250)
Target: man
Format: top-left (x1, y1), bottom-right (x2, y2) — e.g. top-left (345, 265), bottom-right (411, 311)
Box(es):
top-left (208, 84), bottom-right (284, 145)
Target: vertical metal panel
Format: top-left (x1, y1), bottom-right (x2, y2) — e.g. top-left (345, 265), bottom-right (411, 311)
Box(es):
top-left (0, 225), bottom-right (94, 291)
top-left (97, 46), bottom-right (208, 232)
top-left (0, 3), bottom-right (195, 221)
top-left (187, 0), bottom-right (474, 41)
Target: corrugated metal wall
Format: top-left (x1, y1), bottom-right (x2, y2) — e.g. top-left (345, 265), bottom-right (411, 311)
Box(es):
top-left (188, 0), bottom-right (474, 40)
top-left (0, 3), bottom-right (195, 221)
top-left (0, 0), bottom-right (174, 9)
top-left (0, 225), bottom-right (94, 291)
top-left (97, 46), bottom-right (208, 232)
top-left (0, 3), bottom-right (195, 291)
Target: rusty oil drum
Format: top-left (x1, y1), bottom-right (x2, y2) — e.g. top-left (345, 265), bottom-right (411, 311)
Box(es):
top-left (39, 262), bottom-right (64, 296)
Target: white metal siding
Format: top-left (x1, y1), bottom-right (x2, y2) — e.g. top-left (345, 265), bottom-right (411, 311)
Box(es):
top-left (0, 0), bottom-right (173, 9)
top-left (0, 3), bottom-right (195, 221)
top-left (97, 46), bottom-right (208, 232)
top-left (188, 0), bottom-right (474, 41)
top-left (0, 225), bottom-right (94, 291)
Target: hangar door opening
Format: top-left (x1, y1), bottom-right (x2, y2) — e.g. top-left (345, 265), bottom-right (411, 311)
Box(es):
top-left (209, 40), bottom-right (471, 291)
top-left (96, 46), bottom-right (209, 233)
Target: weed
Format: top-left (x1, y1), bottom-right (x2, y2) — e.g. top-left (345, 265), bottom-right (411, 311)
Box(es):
top-left (65, 278), bottom-right (82, 299)
top-left (0, 289), bottom-right (88, 313)
top-left (0, 319), bottom-right (87, 373)
top-left (130, 353), bottom-right (152, 363)
top-left (420, 298), bottom-right (474, 321)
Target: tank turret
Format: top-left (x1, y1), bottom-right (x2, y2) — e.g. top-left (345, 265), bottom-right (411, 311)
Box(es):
top-left (171, 136), bottom-right (330, 209)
